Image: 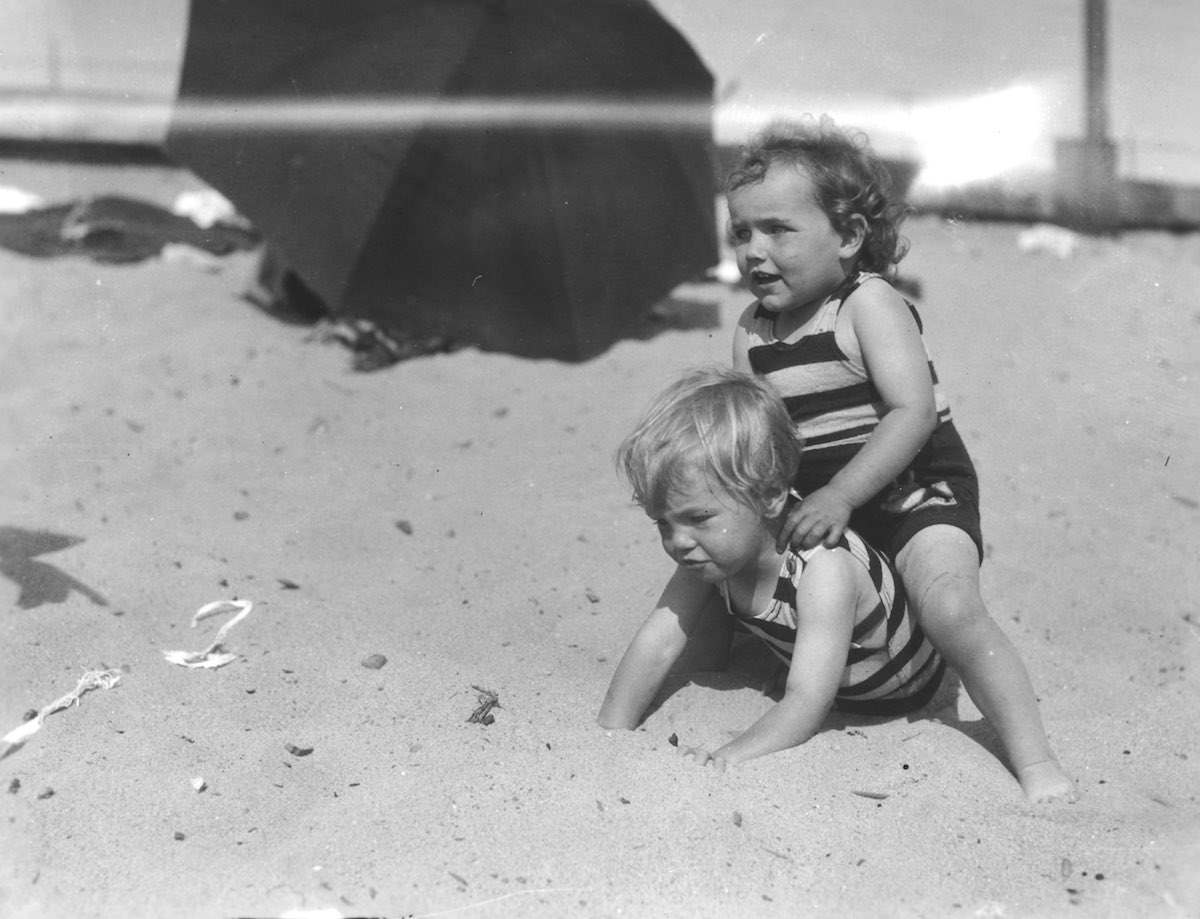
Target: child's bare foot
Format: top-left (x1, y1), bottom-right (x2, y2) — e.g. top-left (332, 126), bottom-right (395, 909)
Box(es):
top-left (1017, 759), bottom-right (1077, 803)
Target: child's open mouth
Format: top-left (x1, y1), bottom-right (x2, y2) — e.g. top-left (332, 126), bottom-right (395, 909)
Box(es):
top-left (750, 270), bottom-right (781, 286)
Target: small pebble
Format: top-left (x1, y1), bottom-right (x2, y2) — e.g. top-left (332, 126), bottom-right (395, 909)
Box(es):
top-left (285, 743), bottom-right (314, 757)
top-left (7, 778), bottom-right (20, 794)
top-left (36, 788), bottom-right (54, 800)
top-left (361, 653), bottom-right (388, 670)
top-left (395, 519), bottom-right (414, 535)
top-left (174, 831), bottom-right (186, 841)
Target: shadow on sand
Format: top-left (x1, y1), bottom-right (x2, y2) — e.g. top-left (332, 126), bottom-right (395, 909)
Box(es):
top-left (0, 526), bottom-right (108, 610)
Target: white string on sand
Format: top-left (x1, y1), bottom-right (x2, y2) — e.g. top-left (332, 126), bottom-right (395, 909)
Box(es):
top-left (162, 599), bottom-right (254, 670)
top-left (1, 668), bottom-right (123, 758)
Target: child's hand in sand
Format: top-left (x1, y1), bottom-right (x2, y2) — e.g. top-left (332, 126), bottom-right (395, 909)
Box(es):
top-left (1017, 760), bottom-right (1079, 804)
top-left (777, 486), bottom-right (854, 551)
top-left (677, 744), bottom-right (729, 772)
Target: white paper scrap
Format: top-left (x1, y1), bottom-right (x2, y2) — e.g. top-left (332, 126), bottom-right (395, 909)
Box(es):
top-left (0, 186), bottom-right (45, 214)
top-left (163, 599), bottom-right (253, 670)
top-left (171, 189), bottom-right (247, 229)
top-left (1, 669), bottom-right (123, 758)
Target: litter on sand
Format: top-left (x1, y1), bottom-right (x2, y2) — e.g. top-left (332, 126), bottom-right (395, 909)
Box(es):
top-left (467, 685), bottom-right (501, 725)
top-left (170, 188), bottom-right (248, 229)
top-left (162, 599), bottom-right (253, 669)
top-left (1016, 223), bottom-right (1081, 259)
top-left (0, 186), bottom-right (45, 214)
top-left (1, 668), bottom-right (123, 759)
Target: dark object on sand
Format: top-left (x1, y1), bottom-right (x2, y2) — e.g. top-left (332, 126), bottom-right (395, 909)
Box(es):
top-left (467, 686), bottom-right (500, 725)
top-left (285, 743), bottom-right (314, 757)
top-left (165, 0), bottom-right (716, 363)
top-left (0, 196), bottom-right (258, 263)
top-left (851, 790), bottom-right (889, 801)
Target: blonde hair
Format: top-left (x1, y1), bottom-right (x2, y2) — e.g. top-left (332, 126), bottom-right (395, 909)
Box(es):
top-left (617, 366), bottom-right (801, 516)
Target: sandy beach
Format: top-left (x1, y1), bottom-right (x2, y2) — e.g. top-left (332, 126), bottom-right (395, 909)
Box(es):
top-left (1, 156), bottom-right (1199, 919)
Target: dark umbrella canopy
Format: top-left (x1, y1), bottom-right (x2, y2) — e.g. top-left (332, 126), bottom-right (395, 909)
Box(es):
top-left (166, 0), bottom-right (717, 361)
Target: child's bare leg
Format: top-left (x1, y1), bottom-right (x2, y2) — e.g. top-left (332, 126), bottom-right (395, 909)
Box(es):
top-left (896, 526), bottom-right (1075, 803)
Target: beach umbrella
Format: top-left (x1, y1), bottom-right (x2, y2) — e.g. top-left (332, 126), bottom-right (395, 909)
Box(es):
top-left (165, 0), bottom-right (717, 361)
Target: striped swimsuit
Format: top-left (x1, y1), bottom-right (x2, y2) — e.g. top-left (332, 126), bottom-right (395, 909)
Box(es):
top-left (721, 528), bottom-right (945, 715)
top-left (740, 271), bottom-right (982, 558)
top-left (743, 271), bottom-right (951, 486)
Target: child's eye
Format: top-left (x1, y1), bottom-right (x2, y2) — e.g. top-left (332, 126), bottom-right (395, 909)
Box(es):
top-left (729, 226), bottom-right (750, 243)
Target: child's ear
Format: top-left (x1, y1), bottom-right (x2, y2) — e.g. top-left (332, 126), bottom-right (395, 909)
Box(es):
top-left (838, 214), bottom-right (868, 260)
top-left (764, 488), bottom-right (790, 518)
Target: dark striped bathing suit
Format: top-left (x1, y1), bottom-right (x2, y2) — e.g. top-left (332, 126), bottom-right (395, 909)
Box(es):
top-left (739, 270), bottom-right (983, 560)
top-left (720, 528), bottom-right (945, 715)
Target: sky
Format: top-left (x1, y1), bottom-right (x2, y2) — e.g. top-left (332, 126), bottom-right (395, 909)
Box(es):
top-left (0, 0), bottom-right (1198, 185)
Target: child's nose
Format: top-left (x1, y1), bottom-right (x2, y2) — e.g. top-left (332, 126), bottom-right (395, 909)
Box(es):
top-left (742, 231), bottom-right (767, 262)
top-left (662, 526), bottom-right (695, 554)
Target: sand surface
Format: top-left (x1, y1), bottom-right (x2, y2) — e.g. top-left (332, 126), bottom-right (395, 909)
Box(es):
top-left (1, 158), bottom-right (1199, 919)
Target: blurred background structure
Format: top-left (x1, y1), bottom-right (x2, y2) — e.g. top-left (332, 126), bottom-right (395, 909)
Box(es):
top-left (2, 0), bottom-right (1198, 231)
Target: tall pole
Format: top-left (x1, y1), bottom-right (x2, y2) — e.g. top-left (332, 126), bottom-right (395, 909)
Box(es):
top-left (1054, 0), bottom-right (1118, 231)
top-left (1084, 0), bottom-right (1109, 142)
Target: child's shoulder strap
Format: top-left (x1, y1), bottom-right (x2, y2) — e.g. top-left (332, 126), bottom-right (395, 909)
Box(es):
top-left (830, 270), bottom-right (884, 315)
top-left (837, 272), bottom-right (926, 333)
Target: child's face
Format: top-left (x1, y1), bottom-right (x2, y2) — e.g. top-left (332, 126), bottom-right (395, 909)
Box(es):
top-left (648, 471), bottom-right (773, 584)
top-left (727, 163), bottom-right (855, 317)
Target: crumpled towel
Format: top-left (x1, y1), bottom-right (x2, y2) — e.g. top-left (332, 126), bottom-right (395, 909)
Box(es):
top-left (163, 599), bottom-right (253, 670)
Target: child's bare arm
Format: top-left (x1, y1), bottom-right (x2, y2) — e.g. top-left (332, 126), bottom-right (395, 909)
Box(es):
top-left (704, 551), bottom-right (858, 765)
top-left (598, 567), bottom-right (716, 730)
top-left (781, 281), bottom-right (938, 550)
top-left (731, 306), bottom-right (755, 373)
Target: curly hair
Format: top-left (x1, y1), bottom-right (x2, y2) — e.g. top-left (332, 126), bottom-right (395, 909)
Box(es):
top-left (616, 366), bottom-right (801, 518)
top-left (725, 115), bottom-right (909, 274)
